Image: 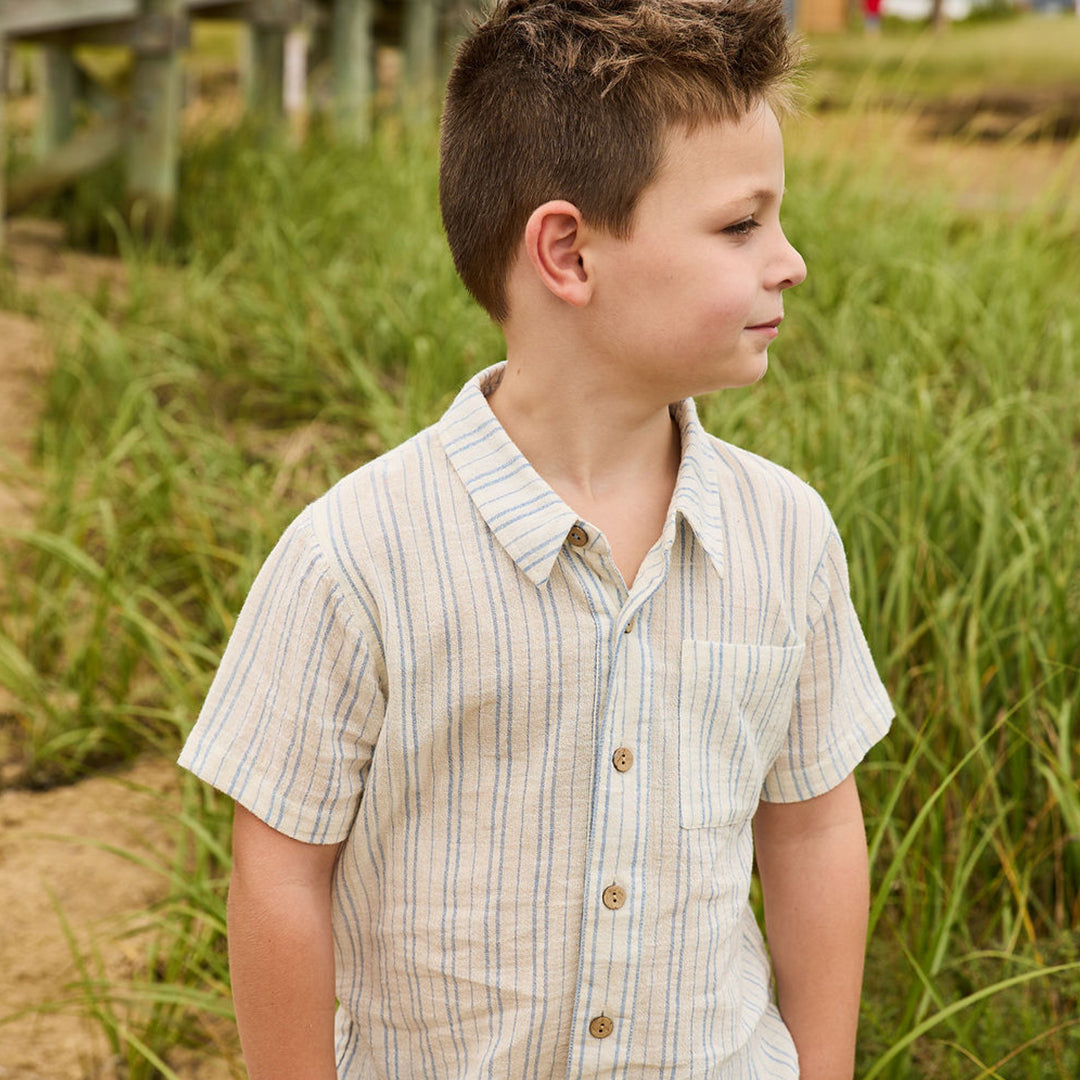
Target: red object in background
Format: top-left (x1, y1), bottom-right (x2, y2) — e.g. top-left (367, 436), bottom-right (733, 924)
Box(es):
top-left (864, 0), bottom-right (882, 15)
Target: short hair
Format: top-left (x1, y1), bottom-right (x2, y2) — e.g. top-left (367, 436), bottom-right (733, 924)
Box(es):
top-left (439, 0), bottom-right (799, 321)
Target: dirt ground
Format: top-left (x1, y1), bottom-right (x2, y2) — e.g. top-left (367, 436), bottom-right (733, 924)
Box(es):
top-left (0, 758), bottom-right (223, 1079)
top-left (0, 103), bottom-right (1077, 1079)
top-left (0, 309), bottom-right (47, 533)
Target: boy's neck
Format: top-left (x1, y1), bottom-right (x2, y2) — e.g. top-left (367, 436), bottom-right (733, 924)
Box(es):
top-left (486, 353), bottom-right (681, 588)
top-left (487, 353), bottom-right (680, 497)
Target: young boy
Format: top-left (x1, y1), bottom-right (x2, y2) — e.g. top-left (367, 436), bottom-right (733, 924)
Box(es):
top-left (179, 1), bottom-right (893, 1077)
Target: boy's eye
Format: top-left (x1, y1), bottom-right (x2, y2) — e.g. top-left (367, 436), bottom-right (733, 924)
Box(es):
top-left (722, 217), bottom-right (761, 238)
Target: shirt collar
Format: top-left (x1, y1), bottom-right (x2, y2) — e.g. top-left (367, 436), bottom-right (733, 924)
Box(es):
top-left (668, 396), bottom-right (727, 578)
top-left (436, 363), bottom-right (725, 586)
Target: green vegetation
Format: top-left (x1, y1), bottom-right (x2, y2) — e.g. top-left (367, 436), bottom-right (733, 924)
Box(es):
top-left (805, 15), bottom-right (1080, 106)
top-left (2, 15), bottom-right (1079, 1080)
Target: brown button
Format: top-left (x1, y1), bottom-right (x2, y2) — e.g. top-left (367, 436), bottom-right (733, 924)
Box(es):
top-left (567, 525), bottom-right (589, 547)
top-left (622, 620), bottom-right (633, 634)
top-left (602, 884), bottom-right (626, 910)
top-left (612, 747), bottom-right (634, 773)
top-left (589, 1015), bottom-right (614, 1039)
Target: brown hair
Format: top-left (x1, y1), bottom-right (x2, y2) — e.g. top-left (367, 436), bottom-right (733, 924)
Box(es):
top-left (439, 0), bottom-right (799, 321)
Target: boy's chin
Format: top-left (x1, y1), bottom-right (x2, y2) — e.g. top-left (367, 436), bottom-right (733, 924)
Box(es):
top-left (693, 362), bottom-right (768, 399)
top-left (724, 354), bottom-right (770, 390)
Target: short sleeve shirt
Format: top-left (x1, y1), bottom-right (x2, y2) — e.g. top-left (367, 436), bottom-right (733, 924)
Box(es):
top-left (179, 363), bottom-right (894, 1079)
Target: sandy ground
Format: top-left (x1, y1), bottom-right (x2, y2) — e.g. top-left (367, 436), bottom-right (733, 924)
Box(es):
top-left (0, 758), bottom-right (188, 1079)
top-left (0, 309), bottom-right (48, 533)
top-left (0, 753), bottom-right (238, 1078)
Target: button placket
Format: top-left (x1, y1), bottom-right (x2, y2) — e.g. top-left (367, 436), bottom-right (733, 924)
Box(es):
top-left (568, 541), bottom-right (669, 1072)
top-left (568, 560), bottom-right (659, 1072)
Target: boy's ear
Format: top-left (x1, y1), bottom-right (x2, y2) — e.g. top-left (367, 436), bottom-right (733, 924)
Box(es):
top-left (523, 200), bottom-right (592, 308)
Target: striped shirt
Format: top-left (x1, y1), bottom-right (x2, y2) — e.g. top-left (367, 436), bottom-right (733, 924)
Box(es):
top-left (180, 363), bottom-right (893, 1079)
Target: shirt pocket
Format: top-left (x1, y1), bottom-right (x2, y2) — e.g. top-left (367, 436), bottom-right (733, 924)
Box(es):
top-left (678, 640), bottom-right (806, 830)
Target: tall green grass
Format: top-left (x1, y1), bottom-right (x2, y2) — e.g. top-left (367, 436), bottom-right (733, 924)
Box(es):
top-left (2, 37), bottom-right (1079, 1078)
top-left (804, 16), bottom-right (1080, 106)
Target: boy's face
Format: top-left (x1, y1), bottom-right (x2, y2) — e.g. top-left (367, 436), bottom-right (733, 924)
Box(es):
top-left (584, 103), bottom-right (806, 402)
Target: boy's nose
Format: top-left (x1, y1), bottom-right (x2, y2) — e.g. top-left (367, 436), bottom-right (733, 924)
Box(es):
top-left (776, 233), bottom-right (807, 291)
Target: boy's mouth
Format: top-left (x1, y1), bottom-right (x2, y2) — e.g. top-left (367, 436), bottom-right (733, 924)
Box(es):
top-left (747, 317), bottom-right (783, 330)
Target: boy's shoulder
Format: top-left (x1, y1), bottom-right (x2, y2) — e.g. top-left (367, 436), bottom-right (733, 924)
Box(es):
top-left (319, 423), bottom-right (443, 506)
top-left (311, 370), bottom-right (495, 513)
top-left (694, 421), bottom-right (836, 535)
top-left (283, 424), bottom-right (444, 565)
top-left (680, 419), bottom-right (845, 583)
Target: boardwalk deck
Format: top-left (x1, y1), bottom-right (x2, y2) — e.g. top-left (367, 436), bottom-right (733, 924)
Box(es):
top-left (0, 2), bottom-right (140, 38)
top-left (0, 0), bottom-right (415, 246)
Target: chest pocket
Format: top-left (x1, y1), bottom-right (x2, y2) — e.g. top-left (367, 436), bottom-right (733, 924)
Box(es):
top-left (678, 640), bottom-right (805, 829)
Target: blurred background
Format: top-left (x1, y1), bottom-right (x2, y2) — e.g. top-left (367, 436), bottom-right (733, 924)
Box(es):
top-left (0, 1), bottom-right (1078, 1078)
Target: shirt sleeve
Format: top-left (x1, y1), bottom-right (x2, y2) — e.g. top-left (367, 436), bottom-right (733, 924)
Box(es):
top-left (178, 506), bottom-right (385, 844)
top-left (760, 522), bottom-right (893, 803)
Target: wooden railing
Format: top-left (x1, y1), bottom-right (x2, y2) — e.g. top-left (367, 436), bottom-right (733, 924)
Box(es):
top-left (0, 0), bottom-right (445, 246)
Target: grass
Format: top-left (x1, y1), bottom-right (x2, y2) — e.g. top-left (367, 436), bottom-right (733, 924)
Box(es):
top-left (803, 14), bottom-right (1080, 105)
top-left (1, 14), bottom-right (1079, 1078)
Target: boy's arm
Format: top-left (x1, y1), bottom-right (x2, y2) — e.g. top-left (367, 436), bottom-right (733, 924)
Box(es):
top-left (753, 773), bottom-right (869, 1080)
top-left (228, 803), bottom-right (343, 1080)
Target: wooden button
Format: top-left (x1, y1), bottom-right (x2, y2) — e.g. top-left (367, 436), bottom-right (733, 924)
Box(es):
top-left (589, 1015), bottom-right (614, 1039)
top-left (612, 747), bottom-right (634, 773)
top-left (602, 884), bottom-right (626, 910)
top-left (622, 620), bottom-right (633, 634)
top-left (567, 525), bottom-right (589, 547)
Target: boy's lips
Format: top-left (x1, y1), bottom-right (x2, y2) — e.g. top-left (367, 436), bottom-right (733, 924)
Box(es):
top-left (746, 316), bottom-right (783, 338)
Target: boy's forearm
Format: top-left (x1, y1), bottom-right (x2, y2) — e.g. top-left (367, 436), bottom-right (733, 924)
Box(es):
top-left (228, 806), bottom-right (341, 1080)
top-left (753, 774), bottom-right (869, 1080)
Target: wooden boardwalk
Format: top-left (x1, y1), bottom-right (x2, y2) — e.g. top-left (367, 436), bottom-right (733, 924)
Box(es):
top-left (0, 0), bottom-right (443, 244)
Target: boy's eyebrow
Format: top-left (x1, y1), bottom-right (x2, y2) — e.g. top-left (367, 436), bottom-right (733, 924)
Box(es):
top-left (741, 186), bottom-right (785, 202)
top-left (716, 187), bottom-right (785, 212)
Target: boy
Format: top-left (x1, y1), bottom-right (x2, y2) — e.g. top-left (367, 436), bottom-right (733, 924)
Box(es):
top-left (179, 1), bottom-right (894, 1077)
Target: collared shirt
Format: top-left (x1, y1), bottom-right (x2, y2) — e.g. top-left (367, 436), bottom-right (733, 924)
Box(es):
top-left (180, 364), bottom-right (893, 1079)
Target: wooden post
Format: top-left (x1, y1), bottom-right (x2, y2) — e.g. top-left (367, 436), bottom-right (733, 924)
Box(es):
top-left (249, 23), bottom-right (286, 119)
top-left (283, 27), bottom-right (308, 114)
top-left (403, 0), bottom-right (440, 121)
top-left (35, 45), bottom-right (77, 161)
top-left (309, 11), bottom-right (333, 81)
top-left (332, 0), bottom-right (374, 143)
top-left (249, 0), bottom-right (304, 121)
top-left (1, 38), bottom-right (7, 256)
top-left (283, 26), bottom-right (309, 141)
top-left (126, 0), bottom-right (185, 236)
